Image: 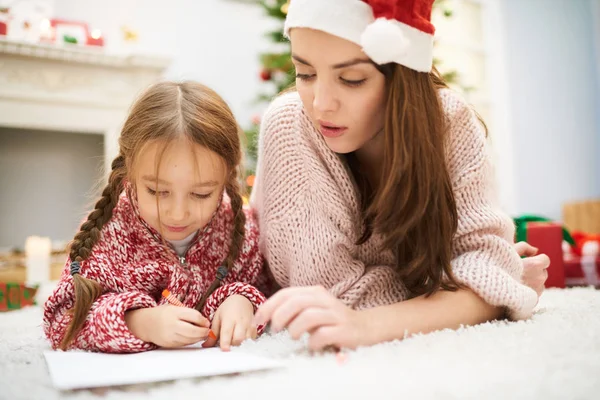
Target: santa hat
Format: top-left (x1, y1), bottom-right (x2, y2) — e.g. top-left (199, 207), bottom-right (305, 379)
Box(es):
top-left (284, 0), bottom-right (435, 73)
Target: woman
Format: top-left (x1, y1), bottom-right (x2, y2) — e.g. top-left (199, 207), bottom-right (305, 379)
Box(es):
top-left (250, 0), bottom-right (549, 350)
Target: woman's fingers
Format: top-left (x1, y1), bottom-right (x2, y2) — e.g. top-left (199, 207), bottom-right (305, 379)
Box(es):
top-left (515, 241), bottom-right (539, 257)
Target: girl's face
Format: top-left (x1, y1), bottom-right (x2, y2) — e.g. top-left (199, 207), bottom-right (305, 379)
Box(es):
top-left (290, 28), bottom-right (387, 154)
top-left (134, 139), bottom-right (226, 242)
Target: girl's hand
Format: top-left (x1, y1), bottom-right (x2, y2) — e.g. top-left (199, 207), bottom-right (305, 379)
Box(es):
top-left (253, 286), bottom-right (369, 351)
top-left (202, 295), bottom-right (257, 351)
top-left (515, 241), bottom-right (550, 298)
top-left (125, 305), bottom-right (211, 348)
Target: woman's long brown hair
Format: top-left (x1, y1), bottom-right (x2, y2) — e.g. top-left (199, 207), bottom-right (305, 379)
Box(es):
top-left (349, 64), bottom-right (464, 297)
top-left (60, 81), bottom-right (245, 349)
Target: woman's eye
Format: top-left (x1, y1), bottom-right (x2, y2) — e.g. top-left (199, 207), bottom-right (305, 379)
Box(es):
top-left (341, 77), bottom-right (367, 87)
top-left (296, 73), bottom-right (315, 81)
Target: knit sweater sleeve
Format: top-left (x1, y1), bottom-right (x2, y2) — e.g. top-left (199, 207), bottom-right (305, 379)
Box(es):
top-left (442, 90), bottom-right (538, 320)
top-left (43, 259), bottom-right (159, 353)
top-left (42, 201), bottom-right (166, 353)
top-left (201, 208), bottom-right (267, 334)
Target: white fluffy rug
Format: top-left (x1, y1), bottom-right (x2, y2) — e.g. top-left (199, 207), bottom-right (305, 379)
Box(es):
top-left (1, 287), bottom-right (599, 400)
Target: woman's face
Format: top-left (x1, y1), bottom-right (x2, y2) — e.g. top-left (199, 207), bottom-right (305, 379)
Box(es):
top-left (290, 28), bottom-right (387, 154)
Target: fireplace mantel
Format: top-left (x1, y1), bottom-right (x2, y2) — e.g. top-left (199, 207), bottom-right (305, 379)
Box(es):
top-left (0, 37), bottom-right (171, 173)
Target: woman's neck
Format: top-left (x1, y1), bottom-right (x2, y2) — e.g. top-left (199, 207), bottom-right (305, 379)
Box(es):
top-left (354, 129), bottom-right (385, 190)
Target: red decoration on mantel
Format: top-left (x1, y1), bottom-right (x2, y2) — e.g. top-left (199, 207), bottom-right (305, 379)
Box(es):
top-left (87, 28), bottom-right (104, 47)
top-left (0, 7), bottom-right (8, 36)
top-left (42, 19), bottom-right (104, 47)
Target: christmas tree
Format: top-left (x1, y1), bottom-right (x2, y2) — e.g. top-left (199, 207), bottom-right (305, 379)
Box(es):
top-left (243, 0), bottom-right (458, 189)
top-left (243, 0), bottom-right (294, 187)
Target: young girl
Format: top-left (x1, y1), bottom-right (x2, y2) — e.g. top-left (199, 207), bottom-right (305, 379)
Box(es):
top-left (43, 81), bottom-right (265, 353)
top-left (251, 0), bottom-right (549, 350)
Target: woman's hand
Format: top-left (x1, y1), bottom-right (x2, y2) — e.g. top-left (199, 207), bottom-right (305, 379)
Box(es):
top-left (515, 241), bottom-right (550, 298)
top-left (125, 305), bottom-right (211, 348)
top-left (201, 295), bottom-right (258, 351)
top-left (253, 286), bottom-right (369, 351)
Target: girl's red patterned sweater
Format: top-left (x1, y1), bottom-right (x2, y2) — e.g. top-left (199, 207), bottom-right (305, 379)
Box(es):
top-left (43, 187), bottom-right (266, 353)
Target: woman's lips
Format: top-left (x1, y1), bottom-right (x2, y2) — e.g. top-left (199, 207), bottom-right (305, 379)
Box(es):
top-left (318, 120), bottom-right (348, 138)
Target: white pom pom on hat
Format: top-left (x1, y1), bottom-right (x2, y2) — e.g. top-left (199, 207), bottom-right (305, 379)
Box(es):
top-left (360, 17), bottom-right (411, 65)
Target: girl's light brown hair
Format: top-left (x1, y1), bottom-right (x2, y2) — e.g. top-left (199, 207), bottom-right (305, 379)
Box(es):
top-left (60, 81), bottom-right (245, 350)
top-left (348, 64), bottom-right (469, 297)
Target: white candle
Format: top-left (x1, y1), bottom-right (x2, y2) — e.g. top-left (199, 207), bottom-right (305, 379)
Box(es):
top-left (25, 236), bottom-right (52, 285)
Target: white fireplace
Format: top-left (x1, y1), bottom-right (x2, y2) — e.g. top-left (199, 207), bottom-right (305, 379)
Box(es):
top-left (0, 37), bottom-right (170, 248)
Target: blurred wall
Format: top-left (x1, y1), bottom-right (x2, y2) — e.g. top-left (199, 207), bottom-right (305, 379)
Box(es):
top-left (499, 0), bottom-right (600, 220)
top-left (53, 0), bottom-right (277, 126)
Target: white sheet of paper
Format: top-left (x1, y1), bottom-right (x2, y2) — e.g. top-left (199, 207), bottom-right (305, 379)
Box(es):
top-left (44, 347), bottom-right (283, 390)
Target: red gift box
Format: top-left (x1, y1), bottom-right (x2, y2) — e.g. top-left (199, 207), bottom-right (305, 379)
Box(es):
top-left (525, 222), bottom-right (600, 288)
top-left (526, 222), bottom-right (565, 288)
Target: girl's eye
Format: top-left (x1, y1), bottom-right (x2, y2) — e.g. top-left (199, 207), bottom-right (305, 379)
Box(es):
top-left (192, 193), bottom-right (213, 200)
top-left (146, 187), bottom-right (168, 197)
top-left (296, 73), bottom-right (315, 81)
top-left (341, 77), bottom-right (367, 87)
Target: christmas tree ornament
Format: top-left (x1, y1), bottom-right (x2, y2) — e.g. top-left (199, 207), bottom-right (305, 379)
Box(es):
top-left (260, 68), bottom-right (272, 81)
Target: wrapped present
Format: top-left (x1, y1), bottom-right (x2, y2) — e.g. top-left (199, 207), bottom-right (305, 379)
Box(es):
top-left (571, 231), bottom-right (600, 256)
top-left (564, 255), bottom-right (600, 287)
top-left (526, 222), bottom-right (566, 288)
top-left (525, 222), bottom-right (600, 288)
top-left (514, 215), bottom-right (575, 246)
top-left (564, 236), bottom-right (600, 287)
top-left (0, 283), bottom-right (39, 311)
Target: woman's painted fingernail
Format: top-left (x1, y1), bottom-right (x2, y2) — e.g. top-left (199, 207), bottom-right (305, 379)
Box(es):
top-left (208, 330), bottom-right (217, 340)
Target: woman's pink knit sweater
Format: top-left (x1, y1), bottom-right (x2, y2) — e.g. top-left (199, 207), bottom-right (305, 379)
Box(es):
top-left (251, 90), bottom-right (537, 320)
